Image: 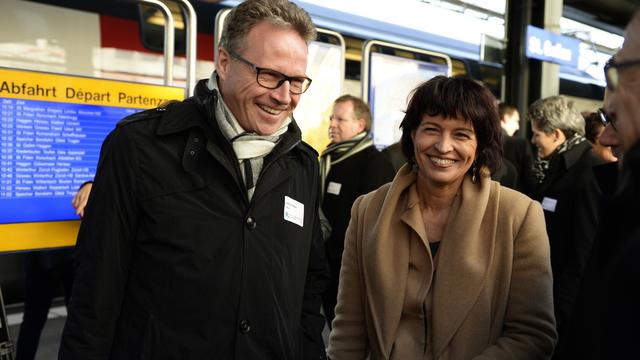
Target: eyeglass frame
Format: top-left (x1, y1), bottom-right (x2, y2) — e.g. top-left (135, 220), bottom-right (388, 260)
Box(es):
top-left (604, 58), bottom-right (640, 91)
top-left (597, 107), bottom-right (616, 130)
top-left (225, 48), bottom-right (312, 94)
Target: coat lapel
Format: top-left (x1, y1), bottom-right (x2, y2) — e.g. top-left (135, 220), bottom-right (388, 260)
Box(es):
top-left (362, 166), bottom-right (415, 357)
top-left (432, 175), bottom-right (499, 358)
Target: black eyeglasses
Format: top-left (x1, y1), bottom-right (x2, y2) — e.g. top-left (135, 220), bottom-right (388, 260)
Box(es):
top-left (226, 49), bottom-right (312, 95)
top-left (597, 107), bottom-right (616, 130)
top-left (604, 58), bottom-right (640, 91)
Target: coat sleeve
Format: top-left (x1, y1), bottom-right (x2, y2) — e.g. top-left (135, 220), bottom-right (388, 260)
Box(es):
top-left (327, 195), bottom-right (370, 359)
top-left (59, 127), bottom-right (139, 360)
top-left (474, 201), bottom-right (558, 360)
top-left (554, 167), bottom-right (601, 329)
top-left (300, 162), bottom-right (331, 359)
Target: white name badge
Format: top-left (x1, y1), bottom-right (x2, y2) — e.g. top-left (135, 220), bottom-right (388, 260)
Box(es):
top-left (541, 197), bottom-right (558, 212)
top-left (327, 181), bottom-right (342, 195)
top-left (284, 196), bottom-right (304, 227)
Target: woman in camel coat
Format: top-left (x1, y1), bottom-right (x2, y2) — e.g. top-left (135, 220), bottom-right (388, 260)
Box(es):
top-left (328, 76), bottom-right (557, 360)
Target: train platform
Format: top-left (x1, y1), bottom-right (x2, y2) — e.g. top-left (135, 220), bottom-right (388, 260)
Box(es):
top-left (3, 303), bottom-right (331, 359)
top-left (5, 304), bottom-right (66, 359)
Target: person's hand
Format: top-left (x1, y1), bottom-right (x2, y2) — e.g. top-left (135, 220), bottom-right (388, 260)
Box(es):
top-left (72, 182), bottom-right (93, 218)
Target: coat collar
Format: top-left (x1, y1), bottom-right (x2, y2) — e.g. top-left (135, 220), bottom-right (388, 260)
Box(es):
top-left (364, 165), bottom-right (497, 358)
top-left (537, 140), bottom-right (594, 196)
top-left (155, 79), bottom-right (214, 136)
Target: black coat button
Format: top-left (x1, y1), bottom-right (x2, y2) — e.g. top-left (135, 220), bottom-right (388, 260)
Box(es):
top-left (245, 217), bottom-right (256, 230)
top-left (239, 319), bottom-right (251, 334)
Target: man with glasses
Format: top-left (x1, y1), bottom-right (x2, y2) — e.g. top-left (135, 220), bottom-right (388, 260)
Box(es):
top-left (556, 11), bottom-right (640, 359)
top-left (60, 1), bottom-right (328, 359)
top-left (596, 10), bottom-right (640, 358)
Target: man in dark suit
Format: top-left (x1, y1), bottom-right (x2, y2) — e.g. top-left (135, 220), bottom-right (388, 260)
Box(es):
top-left (553, 15), bottom-right (640, 354)
top-left (320, 95), bottom-right (394, 327)
top-left (591, 12), bottom-right (640, 358)
top-left (498, 102), bottom-right (535, 194)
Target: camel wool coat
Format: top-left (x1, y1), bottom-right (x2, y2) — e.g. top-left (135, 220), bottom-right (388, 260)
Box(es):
top-left (328, 165), bottom-right (557, 360)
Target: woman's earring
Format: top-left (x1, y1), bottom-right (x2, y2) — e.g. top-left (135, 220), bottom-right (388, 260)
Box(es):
top-left (472, 162), bottom-right (477, 183)
top-left (412, 162), bottom-right (419, 173)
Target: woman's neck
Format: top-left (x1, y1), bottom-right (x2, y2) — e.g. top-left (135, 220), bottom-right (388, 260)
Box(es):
top-left (416, 174), bottom-right (462, 211)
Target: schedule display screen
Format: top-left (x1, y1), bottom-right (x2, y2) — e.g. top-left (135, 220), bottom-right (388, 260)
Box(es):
top-left (1, 99), bottom-right (139, 223)
top-left (0, 67), bottom-right (183, 226)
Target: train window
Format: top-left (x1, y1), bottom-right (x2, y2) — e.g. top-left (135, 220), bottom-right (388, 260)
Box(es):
top-left (450, 58), bottom-right (469, 77)
top-left (479, 63), bottom-right (503, 98)
top-left (138, 0), bottom-right (186, 54)
top-left (362, 40), bottom-right (452, 148)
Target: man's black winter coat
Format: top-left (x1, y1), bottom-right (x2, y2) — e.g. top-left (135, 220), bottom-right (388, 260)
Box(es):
top-left (59, 80), bottom-right (329, 360)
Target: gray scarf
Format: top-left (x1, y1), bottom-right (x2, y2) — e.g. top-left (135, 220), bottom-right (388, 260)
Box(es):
top-left (532, 133), bottom-right (586, 184)
top-left (319, 131), bottom-right (373, 196)
top-left (207, 73), bottom-right (291, 200)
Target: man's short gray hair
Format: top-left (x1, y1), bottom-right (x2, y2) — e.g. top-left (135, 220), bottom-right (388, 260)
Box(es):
top-left (528, 95), bottom-right (585, 137)
top-left (220, 0), bottom-right (316, 54)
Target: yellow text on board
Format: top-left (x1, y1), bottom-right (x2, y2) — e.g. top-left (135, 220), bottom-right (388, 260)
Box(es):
top-left (0, 67), bottom-right (183, 108)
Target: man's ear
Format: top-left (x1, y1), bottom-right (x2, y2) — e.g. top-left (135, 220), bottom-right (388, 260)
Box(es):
top-left (357, 118), bottom-right (366, 133)
top-left (217, 47), bottom-right (230, 80)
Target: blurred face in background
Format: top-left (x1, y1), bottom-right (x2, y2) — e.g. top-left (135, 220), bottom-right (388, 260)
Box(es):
top-left (598, 89), bottom-right (622, 160)
top-left (531, 121), bottom-right (565, 159)
top-left (607, 15), bottom-right (640, 154)
top-left (501, 110), bottom-right (520, 136)
top-left (329, 100), bottom-right (365, 143)
top-left (590, 125), bottom-right (618, 163)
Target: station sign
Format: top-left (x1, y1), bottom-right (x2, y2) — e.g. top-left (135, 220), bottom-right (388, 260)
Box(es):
top-left (526, 25), bottom-right (580, 68)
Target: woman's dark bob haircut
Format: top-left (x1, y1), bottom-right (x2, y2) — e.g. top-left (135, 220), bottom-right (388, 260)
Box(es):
top-left (400, 75), bottom-right (503, 175)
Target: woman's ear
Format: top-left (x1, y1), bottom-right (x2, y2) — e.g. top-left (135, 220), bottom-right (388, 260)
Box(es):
top-left (553, 128), bottom-right (566, 143)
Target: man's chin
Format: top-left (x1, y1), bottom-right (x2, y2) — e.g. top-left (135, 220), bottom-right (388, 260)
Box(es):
top-left (256, 119), bottom-right (287, 136)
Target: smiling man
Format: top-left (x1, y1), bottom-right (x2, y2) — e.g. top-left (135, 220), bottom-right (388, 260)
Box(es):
top-left (319, 95), bottom-right (394, 327)
top-left (59, 1), bottom-right (328, 359)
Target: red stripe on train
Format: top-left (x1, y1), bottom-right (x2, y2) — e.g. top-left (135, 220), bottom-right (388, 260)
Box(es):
top-left (99, 15), bottom-right (214, 61)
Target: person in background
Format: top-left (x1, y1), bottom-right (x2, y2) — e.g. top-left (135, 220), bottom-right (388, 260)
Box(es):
top-left (328, 76), bottom-right (556, 359)
top-left (381, 140), bottom-right (406, 172)
top-left (584, 111), bottom-right (618, 163)
top-left (15, 251), bottom-right (73, 360)
top-left (528, 95), bottom-right (602, 339)
top-left (71, 181), bottom-right (92, 218)
top-left (498, 102), bottom-right (520, 137)
top-left (319, 95), bottom-right (394, 327)
top-left (498, 102), bottom-right (535, 194)
top-left (59, 1), bottom-right (328, 359)
top-left (551, 60), bottom-right (619, 360)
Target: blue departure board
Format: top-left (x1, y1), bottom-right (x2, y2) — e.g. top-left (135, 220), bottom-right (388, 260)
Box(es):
top-left (0, 98), bottom-right (140, 223)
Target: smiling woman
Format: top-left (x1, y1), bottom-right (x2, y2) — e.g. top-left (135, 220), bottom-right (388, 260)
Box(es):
top-left (328, 76), bottom-right (557, 360)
